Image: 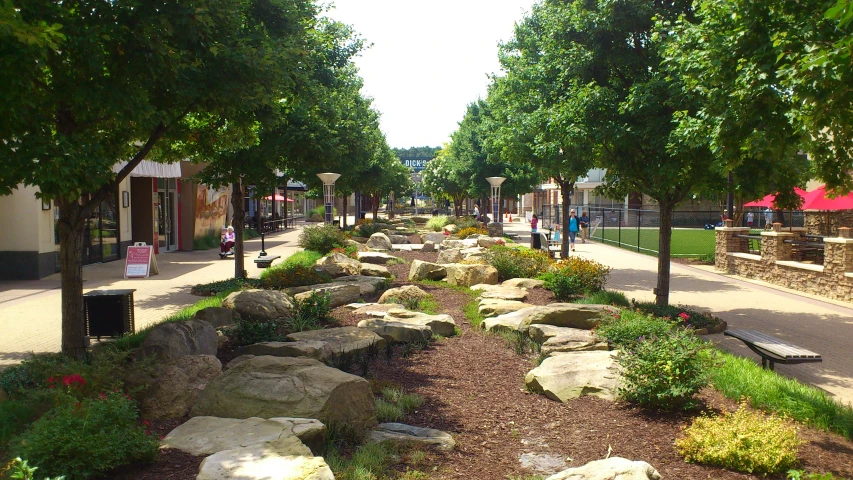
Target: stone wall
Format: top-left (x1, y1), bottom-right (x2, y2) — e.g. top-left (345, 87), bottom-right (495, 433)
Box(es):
top-left (715, 221), bottom-right (853, 303)
top-left (804, 210), bottom-right (853, 236)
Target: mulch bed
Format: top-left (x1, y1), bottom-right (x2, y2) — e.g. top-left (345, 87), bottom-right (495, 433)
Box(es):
top-left (120, 248), bottom-right (853, 479)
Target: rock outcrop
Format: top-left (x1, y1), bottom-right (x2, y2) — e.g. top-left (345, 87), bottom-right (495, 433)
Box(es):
top-left (524, 351), bottom-right (620, 402)
top-left (222, 289), bottom-right (295, 320)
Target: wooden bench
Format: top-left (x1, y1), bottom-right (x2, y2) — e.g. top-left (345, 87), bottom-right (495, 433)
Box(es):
top-left (724, 329), bottom-right (822, 371)
top-left (253, 255), bottom-right (281, 269)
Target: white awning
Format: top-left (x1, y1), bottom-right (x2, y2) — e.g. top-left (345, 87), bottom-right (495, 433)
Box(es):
top-left (112, 160), bottom-right (182, 178)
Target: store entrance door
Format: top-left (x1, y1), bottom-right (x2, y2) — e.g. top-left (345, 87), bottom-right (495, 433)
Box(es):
top-left (156, 178), bottom-right (179, 252)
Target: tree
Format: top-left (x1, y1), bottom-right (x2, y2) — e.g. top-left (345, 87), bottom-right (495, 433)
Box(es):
top-left (0, 0), bottom-right (320, 356)
top-left (421, 146), bottom-right (470, 217)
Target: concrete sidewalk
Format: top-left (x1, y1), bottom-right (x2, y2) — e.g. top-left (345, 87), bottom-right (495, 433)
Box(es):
top-left (503, 221), bottom-right (853, 406)
top-left (0, 228), bottom-right (304, 369)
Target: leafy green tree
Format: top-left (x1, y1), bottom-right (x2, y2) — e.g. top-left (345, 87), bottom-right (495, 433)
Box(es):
top-left (0, 0), bottom-right (320, 356)
top-left (421, 146), bottom-right (471, 217)
top-left (393, 146), bottom-right (440, 159)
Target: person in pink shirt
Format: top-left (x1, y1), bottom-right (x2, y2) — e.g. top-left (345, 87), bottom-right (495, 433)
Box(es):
top-left (220, 226), bottom-right (236, 258)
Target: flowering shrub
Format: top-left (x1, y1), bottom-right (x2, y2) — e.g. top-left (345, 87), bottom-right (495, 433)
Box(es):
top-left (426, 215), bottom-right (452, 232)
top-left (539, 257), bottom-right (611, 300)
top-left (455, 226), bottom-right (488, 239)
top-left (298, 224), bottom-right (349, 255)
top-left (262, 264), bottom-right (330, 290)
top-left (483, 245), bottom-right (553, 281)
top-left (676, 401), bottom-right (801, 474)
top-left (355, 220), bottom-right (383, 238)
top-left (593, 309), bottom-right (675, 349)
top-left (633, 302), bottom-right (718, 329)
top-left (330, 244), bottom-right (359, 259)
top-left (17, 391), bottom-right (159, 479)
top-left (617, 327), bottom-right (712, 410)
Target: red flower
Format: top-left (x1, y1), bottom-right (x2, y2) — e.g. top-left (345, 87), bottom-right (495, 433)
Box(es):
top-left (142, 420), bottom-right (151, 426)
top-left (47, 377), bottom-right (57, 388)
top-left (99, 392), bottom-right (107, 400)
top-left (678, 312), bottom-right (691, 322)
top-left (62, 374), bottom-right (86, 388)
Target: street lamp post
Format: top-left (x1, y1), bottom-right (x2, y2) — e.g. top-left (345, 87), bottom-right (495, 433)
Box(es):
top-left (317, 173), bottom-right (341, 225)
top-left (486, 177), bottom-right (506, 224)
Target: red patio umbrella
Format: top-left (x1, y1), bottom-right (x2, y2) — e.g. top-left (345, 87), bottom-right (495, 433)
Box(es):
top-left (743, 187), bottom-right (809, 208)
top-left (800, 185), bottom-right (853, 210)
top-left (263, 194), bottom-right (294, 202)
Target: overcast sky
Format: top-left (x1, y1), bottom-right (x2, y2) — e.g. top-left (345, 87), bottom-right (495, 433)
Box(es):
top-left (326, 1), bottom-right (534, 149)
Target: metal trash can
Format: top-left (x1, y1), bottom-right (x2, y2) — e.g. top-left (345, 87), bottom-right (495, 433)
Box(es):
top-left (83, 289), bottom-right (136, 339)
top-left (531, 232), bottom-right (542, 250)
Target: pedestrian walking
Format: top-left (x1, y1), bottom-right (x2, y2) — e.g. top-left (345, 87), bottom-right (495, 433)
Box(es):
top-left (568, 209), bottom-right (579, 252)
top-left (580, 211), bottom-right (590, 243)
top-left (746, 211), bottom-right (754, 228)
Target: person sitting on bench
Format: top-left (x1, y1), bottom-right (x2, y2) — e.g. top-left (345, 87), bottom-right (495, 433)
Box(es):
top-left (220, 226), bottom-right (235, 256)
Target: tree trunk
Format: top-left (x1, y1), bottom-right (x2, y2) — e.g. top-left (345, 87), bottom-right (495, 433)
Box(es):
top-left (57, 197), bottom-right (88, 359)
top-left (655, 203), bottom-right (673, 306)
top-left (283, 187), bottom-right (288, 229)
top-left (343, 194), bottom-right (349, 228)
top-left (559, 179), bottom-right (573, 259)
top-left (231, 181), bottom-right (246, 279)
top-left (388, 193), bottom-right (395, 219)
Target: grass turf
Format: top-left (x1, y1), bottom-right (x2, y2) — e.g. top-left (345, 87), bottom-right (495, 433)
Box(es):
top-left (590, 227), bottom-right (715, 257)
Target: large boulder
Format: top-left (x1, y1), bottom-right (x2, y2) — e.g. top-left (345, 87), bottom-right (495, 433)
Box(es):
top-left (235, 341), bottom-right (333, 361)
top-left (356, 252), bottom-right (399, 265)
top-left (423, 232), bottom-right (447, 244)
top-left (286, 326), bottom-right (385, 355)
top-left (367, 423), bottom-right (455, 451)
top-left (366, 232), bottom-right (392, 250)
top-left (351, 303), bottom-right (405, 317)
top-left (360, 263), bottom-right (391, 278)
top-left (378, 285), bottom-right (430, 305)
top-left (436, 248), bottom-right (463, 264)
top-left (162, 416), bottom-right (326, 456)
top-left (421, 241), bottom-right (436, 253)
top-left (545, 457), bottom-right (662, 480)
top-left (222, 289), bottom-right (295, 320)
top-left (192, 307), bottom-right (240, 328)
top-left (518, 303), bottom-right (617, 330)
top-left (383, 309), bottom-right (456, 337)
top-left (196, 440), bottom-right (333, 480)
top-left (541, 328), bottom-right (608, 355)
top-left (444, 264), bottom-right (499, 287)
top-left (527, 324), bottom-right (565, 344)
top-left (137, 320), bottom-right (218, 359)
top-left (294, 283), bottom-right (361, 308)
top-left (503, 278), bottom-right (545, 289)
top-left (357, 318), bottom-right (432, 343)
top-left (190, 356), bottom-right (377, 430)
top-left (524, 351), bottom-right (620, 402)
top-left (408, 259), bottom-right (447, 281)
top-left (471, 284), bottom-right (528, 301)
top-left (478, 299), bottom-right (532, 318)
top-left (133, 355), bottom-right (222, 420)
top-left (477, 237), bottom-right (499, 248)
top-left (314, 252), bottom-right (362, 278)
top-left (461, 246), bottom-right (487, 258)
top-left (388, 234), bottom-right (410, 244)
top-left (441, 239), bottom-right (477, 250)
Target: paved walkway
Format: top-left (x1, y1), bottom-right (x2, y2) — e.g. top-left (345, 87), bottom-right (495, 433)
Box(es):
top-left (0, 228), bottom-right (304, 369)
top-left (503, 221), bottom-right (853, 406)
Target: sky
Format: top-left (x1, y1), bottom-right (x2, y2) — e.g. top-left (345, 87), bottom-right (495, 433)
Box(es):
top-left (326, 1), bottom-right (535, 149)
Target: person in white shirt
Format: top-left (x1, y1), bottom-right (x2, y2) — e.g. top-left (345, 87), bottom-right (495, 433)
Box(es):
top-left (220, 226), bottom-right (236, 257)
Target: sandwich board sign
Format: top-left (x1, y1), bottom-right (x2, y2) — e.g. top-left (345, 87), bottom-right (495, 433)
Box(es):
top-left (124, 243), bottom-right (159, 278)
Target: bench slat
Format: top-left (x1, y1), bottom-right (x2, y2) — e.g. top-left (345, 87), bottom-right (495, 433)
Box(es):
top-left (725, 329), bottom-right (820, 359)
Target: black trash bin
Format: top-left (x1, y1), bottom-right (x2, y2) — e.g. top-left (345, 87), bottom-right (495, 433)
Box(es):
top-left (83, 289), bottom-right (136, 340)
top-left (531, 232), bottom-right (542, 250)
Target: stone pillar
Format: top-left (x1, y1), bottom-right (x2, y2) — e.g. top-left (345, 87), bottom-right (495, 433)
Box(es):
top-left (715, 222), bottom-right (750, 271)
top-left (824, 236), bottom-right (853, 277)
top-left (761, 231), bottom-right (793, 263)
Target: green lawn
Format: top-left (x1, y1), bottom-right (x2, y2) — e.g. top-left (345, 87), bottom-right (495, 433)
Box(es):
top-left (590, 227), bottom-right (715, 257)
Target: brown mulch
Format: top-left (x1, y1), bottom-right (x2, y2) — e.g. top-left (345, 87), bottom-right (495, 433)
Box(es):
top-left (121, 248), bottom-right (853, 479)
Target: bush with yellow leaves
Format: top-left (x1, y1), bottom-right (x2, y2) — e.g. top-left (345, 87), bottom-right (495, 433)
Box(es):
top-left (675, 401), bottom-right (801, 475)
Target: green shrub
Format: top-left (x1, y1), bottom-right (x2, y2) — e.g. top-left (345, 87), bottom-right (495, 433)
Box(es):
top-left (376, 387), bottom-right (424, 423)
top-left (16, 392), bottom-right (159, 479)
top-left (539, 257), bottom-right (611, 300)
top-left (676, 402), bottom-right (801, 475)
top-left (452, 216), bottom-right (480, 231)
top-left (298, 224), bottom-right (349, 255)
top-left (617, 327), bottom-right (712, 410)
top-left (191, 277), bottom-right (263, 296)
top-left (354, 220), bottom-right (383, 237)
top-left (0, 394), bottom-right (49, 446)
top-left (262, 264), bottom-right (331, 290)
top-left (6, 457), bottom-right (66, 480)
top-left (227, 317), bottom-right (288, 345)
top-left (484, 245), bottom-right (553, 281)
top-left (192, 233), bottom-right (220, 250)
top-left (288, 291), bottom-right (332, 332)
top-left (573, 290), bottom-right (630, 307)
top-left (325, 441), bottom-right (397, 480)
top-left (426, 215), bottom-right (451, 231)
top-left (310, 205), bottom-right (337, 218)
top-left (593, 309), bottom-right (674, 349)
top-left (375, 398), bottom-right (404, 423)
top-left (787, 471), bottom-right (846, 480)
top-left (330, 244), bottom-right (359, 259)
top-left (633, 301), bottom-right (718, 329)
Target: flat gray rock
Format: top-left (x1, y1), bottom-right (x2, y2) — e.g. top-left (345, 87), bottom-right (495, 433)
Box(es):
top-left (542, 329), bottom-right (608, 355)
top-left (351, 303), bottom-right (405, 317)
top-left (286, 326), bottom-right (385, 354)
top-left (383, 309), bottom-right (456, 337)
top-left (482, 307), bottom-right (539, 332)
top-left (545, 457), bottom-right (662, 480)
top-left (408, 259), bottom-right (447, 281)
top-left (357, 318), bottom-right (432, 343)
top-left (356, 252), bottom-right (399, 265)
top-left (222, 290), bottom-right (294, 321)
top-left (235, 341), bottom-right (333, 361)
top-left (503, 278), bottom-right (545, 289)
top-left (472, 284), bottom-right (528, 301)
top-left (519, 304), bottom-right (618, 330)
top-left (161, 416), bottom-right (325, 456)
top-left (293, 283), bottom-right (361, 308)
top-left (197, 446), bottom-right (333, 480)
top-left (478, 299), bottom-right (532, 318)
top-left (360, 263), bottom-right (391, 278)
top-left (379, 285), bottom-right (430, 304)
top-left (367, 422), bottom-right (455, 451)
